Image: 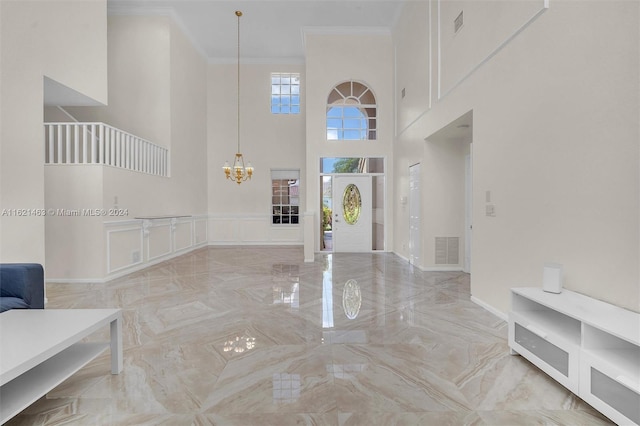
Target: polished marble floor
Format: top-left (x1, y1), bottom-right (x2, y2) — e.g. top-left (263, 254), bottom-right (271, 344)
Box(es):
top-left (7, 247), bottom-right (613, 425)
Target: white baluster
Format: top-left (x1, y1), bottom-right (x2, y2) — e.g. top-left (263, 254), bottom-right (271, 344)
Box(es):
top-left (57, 124), bottom-right (62, 164)
top-left (74, 124), bottom-right (79, 164)
top-left (110, 128), bottom-right (116, 166)
top-left (82, 124), bottom-right (88, 163)
top-left (91, 124), bottom-right (97, 163)
top-left (64, 124), bottom-right (70, 163)
top-left (47, 125), bottom-right (54, 164)
top-left (104, 125), bottom-right (110, 166)
top-left (115, 131), bottom-right (122, 167)
top-left (133, 136), bottom-right (137, 171)
top-left (144, 141), bottom-right (148, 173)
top-left (99, 124), bottom-right (105, 164)
top-left (126, 134), bottom-right (131, 170)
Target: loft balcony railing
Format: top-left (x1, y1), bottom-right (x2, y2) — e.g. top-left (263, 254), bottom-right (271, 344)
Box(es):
top-left (44, 122), bottom-right (169, 177)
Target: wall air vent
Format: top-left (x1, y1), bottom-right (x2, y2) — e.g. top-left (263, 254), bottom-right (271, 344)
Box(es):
top-left (454, 11), bottom-right (464, 33)
top-left (435, 237), bottom-right (459, 265)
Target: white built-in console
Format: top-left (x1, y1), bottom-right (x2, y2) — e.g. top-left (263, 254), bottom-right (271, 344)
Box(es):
top-left (508, 287), bottom-right (640, 425)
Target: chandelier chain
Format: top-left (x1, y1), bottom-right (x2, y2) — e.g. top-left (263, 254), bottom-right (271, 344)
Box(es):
top-left (236, 10), bottom-right (241, 154)
top-left (222, 10), bottom-right (252, 184)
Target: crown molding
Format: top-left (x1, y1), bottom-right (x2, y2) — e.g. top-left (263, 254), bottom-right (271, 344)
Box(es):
top-left (208, 57), bottom-right (305, 65)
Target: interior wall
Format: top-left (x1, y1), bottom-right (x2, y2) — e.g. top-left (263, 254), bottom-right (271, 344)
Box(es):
top-left (207, 62), bottom-right (306, 244)
top-left (304, 33), bottom-right (394, 252)
top-left (393, 0), bottom-right (639, 314)
top-left (421, 133), bottom-right (470, 270)
top-left (0, 0), bottom-right (108, 265)
top-left (42, 14), bottom-right (208, 280)
top-left (44, 166), bottom-right (105, 279)
top-left (394, 0), bottom-right (431, 133)
top-left (62, 15), bottom-right (208, 218)
top-left (65, 16), bottom-right (171, 150)
top-left (168, 19), bottom-right (208, 217)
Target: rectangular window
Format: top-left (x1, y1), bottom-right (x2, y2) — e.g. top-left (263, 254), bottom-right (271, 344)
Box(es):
top-left (272, 170), bottom-right (300, 225)
top-left (271, 73), bottom-right (300, 114)
top-left (320, 157), bottom-right (384, 174)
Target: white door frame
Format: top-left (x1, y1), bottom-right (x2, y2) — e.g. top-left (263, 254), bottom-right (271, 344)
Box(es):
top-left (464, 148), bottom-right (472, 273)
top-left (409, 163), bottom-right (421, 266)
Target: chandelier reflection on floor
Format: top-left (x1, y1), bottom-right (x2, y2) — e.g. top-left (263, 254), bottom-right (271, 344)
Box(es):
top-left (223, 335), bottom-right (256, 354)
top-left (222, 10), bottom-right (253, 184)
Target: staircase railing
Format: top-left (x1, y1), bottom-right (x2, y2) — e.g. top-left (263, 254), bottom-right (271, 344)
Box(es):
top-left (44, 122), bottom-right (169, 177)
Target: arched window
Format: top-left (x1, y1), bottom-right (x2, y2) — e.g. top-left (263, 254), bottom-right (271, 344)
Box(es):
top-left (326, 81), bottom-right (377, 140)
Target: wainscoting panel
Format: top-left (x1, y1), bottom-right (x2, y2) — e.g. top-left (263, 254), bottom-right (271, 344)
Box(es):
top-left (194, 218), bottom-right (208, 245)
top-left (240, 218), bottom-right (269, 243)
top-left (104, 215), bottom-right (208, 281)
top-left (174, 220), bottom-right (193, 252)
top-left (107, 226), bottom-right (143, 274)
top-left (209, 217), bottom-right (237, 242)
top-left (269, 226), bottom-right (303, 243)
top-left (209, 214), bottom-right (303, 246)
top-left (147, 221), bottom-right (172, 261)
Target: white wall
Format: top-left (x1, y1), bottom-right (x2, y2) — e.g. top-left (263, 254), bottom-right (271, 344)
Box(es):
top-left (65, 16), bottom-right (171, 150)
top-left (169, 20), bottom-right (208, 216)
top-left (43, 14), bottom-right (208, 280)
top-left (393, 0), bottom-right (640, 313)
top-left (304, 32), bottom-right (395, 252)
top-left (45, 166), bottom-right (105, 279)
top-left (63, 15), bottom-right (208, 219)
top-left (207, 63), bottom-right (306, 245)
top-left (0, 0), bottom-right (108, 265)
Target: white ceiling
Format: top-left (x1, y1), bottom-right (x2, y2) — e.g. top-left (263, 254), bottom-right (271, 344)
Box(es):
top-left (107, 0), bottom-right (406, 63)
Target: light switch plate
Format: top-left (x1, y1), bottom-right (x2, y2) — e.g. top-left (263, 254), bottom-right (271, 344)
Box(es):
top-left (486, 204), bottom-right (495, 217)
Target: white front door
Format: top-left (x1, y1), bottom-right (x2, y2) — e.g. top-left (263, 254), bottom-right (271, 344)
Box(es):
top-left (332, 175), bottom-right (372, 252)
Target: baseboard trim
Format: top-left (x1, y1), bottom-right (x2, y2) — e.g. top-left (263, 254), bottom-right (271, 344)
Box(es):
top-left (46, 277), bottom-right (108, 284)
top-left (421, 266), bottom-right (464, 272)
top-left (207, 242), bottom-right (303, 246)
top-left (46, 243), bottom-right (208, 284)
top-left (471, 295), bottom-right (507, 321)
top-left (393, 252), bottom-right (410, 263)
top-left (207, 242), bottom-right (304, 247)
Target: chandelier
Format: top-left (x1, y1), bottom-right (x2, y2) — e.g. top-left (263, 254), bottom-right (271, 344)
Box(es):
top-left (223, 10), bottom-right (253, 184)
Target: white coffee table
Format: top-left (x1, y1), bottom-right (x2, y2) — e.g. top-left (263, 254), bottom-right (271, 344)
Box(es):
top-left (0, 309), bottom-right (122, 424)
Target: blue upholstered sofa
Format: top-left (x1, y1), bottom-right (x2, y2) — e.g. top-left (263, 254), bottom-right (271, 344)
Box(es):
top-left (0, 263), bottom-right (45, 313)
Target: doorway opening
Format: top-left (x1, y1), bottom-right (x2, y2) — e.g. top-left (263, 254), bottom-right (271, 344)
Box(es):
top-left (320, 157), bottom-right (385, 252)
top-left (422, 110), bottom-right (473, 272)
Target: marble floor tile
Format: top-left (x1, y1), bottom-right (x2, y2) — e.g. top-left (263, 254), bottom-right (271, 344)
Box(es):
top-left (5, 248), bottom-right (615, 425)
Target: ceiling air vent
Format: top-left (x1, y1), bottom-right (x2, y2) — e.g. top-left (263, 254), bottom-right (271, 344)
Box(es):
top-left (454, 11), bottom-right (464, 33)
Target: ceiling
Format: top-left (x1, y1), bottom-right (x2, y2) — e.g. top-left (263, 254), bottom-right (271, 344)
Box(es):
top-left (107, 0), bottom-right (406, 63)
